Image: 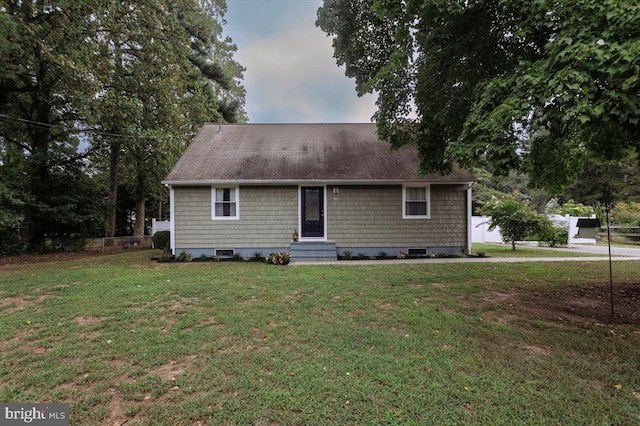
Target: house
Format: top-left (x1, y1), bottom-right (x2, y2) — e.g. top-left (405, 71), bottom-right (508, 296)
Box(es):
top-left (162, 123), bottom-right (477, 262)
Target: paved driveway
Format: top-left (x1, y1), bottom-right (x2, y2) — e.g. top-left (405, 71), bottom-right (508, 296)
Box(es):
top-left (559, 244), bottom-right (640, 257)
top-left (292, 245), bottom-right (640, 265)
top-left (291, 245), bottom-right (640, 266)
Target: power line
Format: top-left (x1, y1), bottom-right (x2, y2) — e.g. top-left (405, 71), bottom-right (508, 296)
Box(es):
top-left (0, 114), bottom-right (55, 130)
top-left (0, 114), bottom-right (186, 141)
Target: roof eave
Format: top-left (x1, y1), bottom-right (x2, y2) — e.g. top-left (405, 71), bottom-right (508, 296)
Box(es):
top-left (162, 178), bottom-right (479, 186)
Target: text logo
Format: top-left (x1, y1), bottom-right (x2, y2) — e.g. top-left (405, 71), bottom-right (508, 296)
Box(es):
top-left (1, 404), bottom-right (69, 425)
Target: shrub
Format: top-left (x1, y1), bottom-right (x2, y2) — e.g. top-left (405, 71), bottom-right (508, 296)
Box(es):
top-left (158, 249), bottom-right (173, 263)
top-left (537, 223), bottom-right (568, 247)
top-left (611, 202), bottom-right (640, 225)
top-left (176, 250), bottom-right (193, 262)
top-left (482, 197), bottom-right (548, 250)
top-left (50, 234), bottom-right (87, 252)
top-left (558, 199), bottom-right (595, 217)
top-left (342, 250), bottom-right (353, 260)
top-left (153, 231), bottom-right (170, 250)
top-left (266, 252), bottom-right (290, 265)
top-left (0, 226), bottom-right (26, 256)
top-left (608, 202), bottom-right (640, 242)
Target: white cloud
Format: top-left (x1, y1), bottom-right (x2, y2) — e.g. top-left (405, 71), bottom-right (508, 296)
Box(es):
top-left (225, 0), bottom-right (377, 123)
top-left (346, 93), bottom-right (379, 122)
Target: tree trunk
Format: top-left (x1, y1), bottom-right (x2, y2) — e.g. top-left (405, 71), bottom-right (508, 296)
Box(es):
top-left (134, 199), bottom-right (145, 238)
top-left (133, 165), bottom-right (147, 238)
top-left (26, 131), bottom-right (50, 250)
top-left (157, 197), bottom-right (162, 221)
top-left (26, 91), bottom-right (52, 251)
top-left (105, 142), bottom-right (120, 237)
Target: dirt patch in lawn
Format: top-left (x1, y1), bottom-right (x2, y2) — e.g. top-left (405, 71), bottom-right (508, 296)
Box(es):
top-left (482, 282), bottom-right (640, 326)
top-left (149, 355), bottom-right (199, 382)
top-left (0, 294), bottom-right (52, 315)
top-left (0, 251), bottom-right (106, 266)
top-left (0, 248), bottom-right (152, 267)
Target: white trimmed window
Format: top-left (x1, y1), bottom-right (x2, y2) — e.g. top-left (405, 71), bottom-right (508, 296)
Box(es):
top-left (403, 184), bottom-right (430, 219)
top-left (212, 187), bottom-right (239, 220)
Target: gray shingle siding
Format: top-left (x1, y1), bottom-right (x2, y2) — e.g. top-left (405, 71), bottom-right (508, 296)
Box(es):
top-left (173, 184), bottom-right (468, 253)
top-left (174, 186), bottom-right (297, 250)
top-left (327, 185), bottom-right (467, 247)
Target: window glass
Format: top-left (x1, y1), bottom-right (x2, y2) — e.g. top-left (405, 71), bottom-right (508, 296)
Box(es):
top-left (406, 187), bottom-right (426, 201)
top-left (213, 187), bottom-right (238, 219)
top-left (404, 185), bottom-right (429, 218)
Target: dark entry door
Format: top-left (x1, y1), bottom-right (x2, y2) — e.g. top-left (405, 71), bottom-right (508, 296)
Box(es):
top-left (301, 187), bottom-right (324, 238)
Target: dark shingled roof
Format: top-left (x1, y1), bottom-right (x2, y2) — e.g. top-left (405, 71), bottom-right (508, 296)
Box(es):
top-left (163, 123), bottom-right (477, 184)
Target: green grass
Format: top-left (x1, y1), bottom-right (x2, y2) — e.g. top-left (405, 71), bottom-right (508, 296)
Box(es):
top-left (1, 250), bottom-right (639, 425)
top-left (471, 243), bottom-right (608, 257)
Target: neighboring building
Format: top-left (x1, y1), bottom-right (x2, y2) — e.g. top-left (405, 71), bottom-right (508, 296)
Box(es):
top-left (162, 123), bottom-right (477, 262)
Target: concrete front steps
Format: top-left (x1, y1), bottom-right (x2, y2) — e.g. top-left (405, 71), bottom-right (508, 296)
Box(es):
top-left (289, 241), bottom-right (337, 263)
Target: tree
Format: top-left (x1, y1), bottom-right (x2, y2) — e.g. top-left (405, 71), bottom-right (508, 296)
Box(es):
top-left (1, 1), bottom-right (102, 250)
top-left (1, 0), bottom-right (246, 253)
top-left (564, 153), bottom-right (640, 207)
top-left (90, 0), bottom-right (246, 239)
top-left (481, 197), bottom-right (549, 250)
top-left (471, 167), bottom-right (550, 215)
top-left (0, 174), bottom-right (28, 255)
top-left (317, 0), bottom-right (640, 194)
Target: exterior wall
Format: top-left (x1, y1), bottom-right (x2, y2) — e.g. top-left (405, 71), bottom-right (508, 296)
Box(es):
top-left (172, 184), bottom-right (469, 256)
top-left (327, 184), bottom-right (468, 250)
top-left (173, 185), bottom-right (297, 255)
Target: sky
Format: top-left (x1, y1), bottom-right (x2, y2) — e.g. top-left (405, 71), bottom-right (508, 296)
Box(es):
top-left (224, 0), bottom-right (377, 123)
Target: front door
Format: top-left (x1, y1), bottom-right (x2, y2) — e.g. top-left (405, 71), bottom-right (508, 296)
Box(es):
top-left (301, 187), bottom-right (324, 239)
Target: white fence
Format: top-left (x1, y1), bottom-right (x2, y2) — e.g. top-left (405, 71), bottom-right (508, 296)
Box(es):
top-left (472, 215), bottom-right (598, 246)
top-left (471, 216), bottom-right (503, 243)
top-left (151, 218), bottom-right (170, 236)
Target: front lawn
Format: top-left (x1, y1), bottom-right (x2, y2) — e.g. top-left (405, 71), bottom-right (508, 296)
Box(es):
top-left (1, 250), bottom-right (639, 425)
top-left (470, 243), bottom-right (607, 258)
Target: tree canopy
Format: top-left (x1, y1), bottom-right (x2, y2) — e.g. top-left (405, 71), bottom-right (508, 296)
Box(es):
top-left (0, 0), bottom-right (245, 253)
top-left (317, 0), bottom-right (640, 194)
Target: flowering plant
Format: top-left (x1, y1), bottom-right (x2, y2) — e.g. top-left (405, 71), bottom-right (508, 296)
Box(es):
top-left (266, 251), bottom-right (291, 265)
